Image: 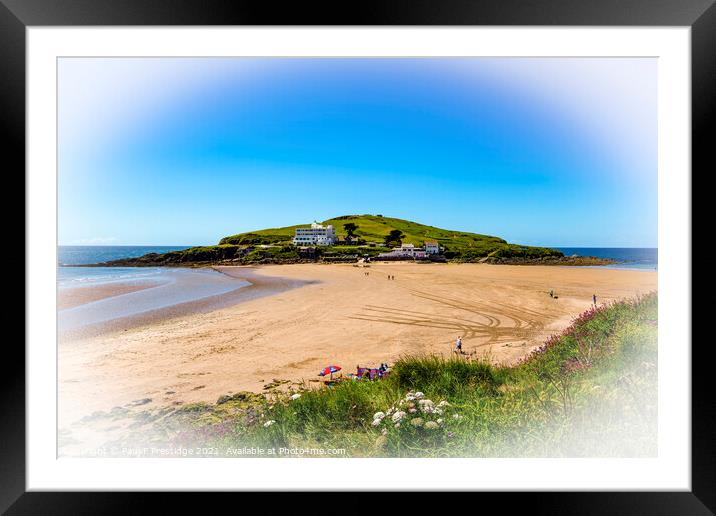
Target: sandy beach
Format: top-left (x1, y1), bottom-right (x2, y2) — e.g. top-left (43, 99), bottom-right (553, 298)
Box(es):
top-left (58, 263), bottom-right (657, 427)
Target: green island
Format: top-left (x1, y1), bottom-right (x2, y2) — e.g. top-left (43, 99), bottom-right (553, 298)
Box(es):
top-left (93, 214), bottom-right (614, 266)
top-left (80, 293), bottom-right (656, 457)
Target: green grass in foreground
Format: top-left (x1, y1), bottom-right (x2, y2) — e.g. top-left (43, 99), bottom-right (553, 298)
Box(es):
top-left (106, 293), bottom-right (657, 457)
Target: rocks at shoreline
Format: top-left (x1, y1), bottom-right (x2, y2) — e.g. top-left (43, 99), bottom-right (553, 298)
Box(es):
top-left (477, 255), bottom-right (617, 266)
top-left (78, 252), bottom-right (617, 268)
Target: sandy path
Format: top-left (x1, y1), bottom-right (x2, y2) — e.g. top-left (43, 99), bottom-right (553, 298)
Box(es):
top-left (58, 263), bottom-right (657, 427)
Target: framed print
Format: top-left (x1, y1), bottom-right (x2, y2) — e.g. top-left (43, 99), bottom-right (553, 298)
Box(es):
top-left (4, 0), bottom-right (712, 511)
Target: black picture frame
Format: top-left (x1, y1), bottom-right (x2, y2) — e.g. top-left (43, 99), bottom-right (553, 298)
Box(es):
top-left (4, 0), bottom-right (711, 512)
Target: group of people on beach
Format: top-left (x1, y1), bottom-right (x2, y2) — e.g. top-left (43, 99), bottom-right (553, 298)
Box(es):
top-left (355, 362), bottom-right (390, 381)
top-left (548, 289), bottom-right (598, 306)
top-left (361, 271), bottom-right (396, 280)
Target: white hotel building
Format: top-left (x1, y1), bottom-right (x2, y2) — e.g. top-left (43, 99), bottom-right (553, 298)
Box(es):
top-left (292, 222), bottom-right (338, 246)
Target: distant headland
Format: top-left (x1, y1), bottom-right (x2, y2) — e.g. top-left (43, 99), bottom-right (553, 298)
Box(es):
top-left (82, 214), bottom-right (616, 267)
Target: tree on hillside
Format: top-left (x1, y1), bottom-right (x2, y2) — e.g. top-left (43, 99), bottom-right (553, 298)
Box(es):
top-left (384, 229), bottom-right (405, 247)
top-left (343, 222), bottom-right (358, 238)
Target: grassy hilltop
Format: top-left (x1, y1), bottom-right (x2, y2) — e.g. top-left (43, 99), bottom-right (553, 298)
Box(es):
top-left (220, 214), bottom-right (506, 247)
top-left (219, 214), bottom-right (562, 260)
top-left (93, 214), bottom-right (621, 266)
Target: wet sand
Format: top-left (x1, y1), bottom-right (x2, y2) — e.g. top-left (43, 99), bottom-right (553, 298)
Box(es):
top-left (58, 267), bottom-right (312, 340)
top-left (58, 263), bottom-right (657, 427)
top-left (58, 282), bottom-right (163, 310)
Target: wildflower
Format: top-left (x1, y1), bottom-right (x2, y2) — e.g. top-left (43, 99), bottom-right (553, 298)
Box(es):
top-left (436, 418), bottom-right (444, 425)
top-left (414, 392), bottom-right (425, 399)
top-left (433, 407), bottom-right (443, 415)
top-left (425, 421), bottom-right (439, 430)
top-left (394, 423), bottom-right (401, 429)
top-left (452, 414), bottom-right (462, 420)
top-left (418, 399), bottom-right (435, 414)
top-left (371, 419), bottom-right (382, 427)
top-left (410, 417), bottom-right (424, 428)
top-left (381, 428), bottom-right (388, 436)
top-left (263, 420), bottom-right (276, 427)
top-left (392, 411), bottom-right (406, 422)
top-left (373, 411), bottom-right (386, 421)
top-left (447, 431), bottom-right (454, 438)
top-left (437, 401), bottom-right (450, 407)
top-left (408, 408), bottom-right (417, 413)
top-left (290, 393), bottom-right (301, 400)
top-left (405, 394), bottom-right (416, 402)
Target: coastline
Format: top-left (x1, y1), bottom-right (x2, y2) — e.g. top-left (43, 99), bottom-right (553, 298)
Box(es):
top-left (59, 266), bottom-right (314, 340)
top-left (58, 262), bottom-right (657, 430)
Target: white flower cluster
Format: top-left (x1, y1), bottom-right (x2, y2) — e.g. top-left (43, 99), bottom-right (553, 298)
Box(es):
top-left (290, 393), bottom-right (302, 400)
top-left (402, 391), bottom-right (425, 402)
top-left (372, 411), bottom-right (386, 426)
top-left (263, 420), bottom-right (276, 427)
top-left (418, 399), bottom-right (445, 415)
top-left (369, 392), bottom-right (456, 431)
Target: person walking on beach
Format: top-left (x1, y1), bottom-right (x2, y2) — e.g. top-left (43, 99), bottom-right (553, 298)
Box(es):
top-left (592, 293), bottom-right (597, 306)
top-left (455, 336), bottom-right (463, 354)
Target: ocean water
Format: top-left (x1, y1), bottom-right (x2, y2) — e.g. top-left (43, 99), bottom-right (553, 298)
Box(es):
top-left (58, 246), bottom-right (193, 287)
top-left (57, 246), bottom-right (249, 330)
top-left (58, 267), bottom-right (250, 331)
top-left (59, 245), bottom-right (192, 266)
top-left (555, 248), bottom-right (657, 270)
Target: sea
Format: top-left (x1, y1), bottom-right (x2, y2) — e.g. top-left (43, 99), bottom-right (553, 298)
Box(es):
top-left (57, 246), bottom-right (250, 330)
top-left (58, 245), bottom-right (190, 286)
top-left (554, 248), bottom-right (658, 271)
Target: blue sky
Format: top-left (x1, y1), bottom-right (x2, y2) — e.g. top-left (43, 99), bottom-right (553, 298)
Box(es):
top-left (58, 58), bottom-right (657, 247)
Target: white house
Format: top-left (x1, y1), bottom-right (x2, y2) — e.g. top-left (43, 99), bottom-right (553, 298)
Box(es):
top-left (292, 222), bottom-right (338, 246)
top-left (424, 241), bottom-right (440, 254)
top-left (378, 243), bottom-right (427, 259)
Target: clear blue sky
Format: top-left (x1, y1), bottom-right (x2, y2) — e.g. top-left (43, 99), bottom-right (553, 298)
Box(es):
top-left (58, 57), bottom-right (657, 247)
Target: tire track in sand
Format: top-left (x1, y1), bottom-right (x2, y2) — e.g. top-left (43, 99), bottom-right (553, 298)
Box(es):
top-left (348, 288), bottom-right (554, 346)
